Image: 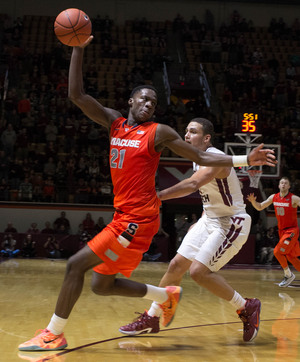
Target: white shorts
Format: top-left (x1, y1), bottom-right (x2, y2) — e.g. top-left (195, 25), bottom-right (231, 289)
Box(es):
top-left (177, 212), bottom-right (251, 272)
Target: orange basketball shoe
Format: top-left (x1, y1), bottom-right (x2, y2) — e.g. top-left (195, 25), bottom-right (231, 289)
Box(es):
top-left (18, 329), bottom-right (68, 351)
top-left (159, 286), bottom-right (182, 327)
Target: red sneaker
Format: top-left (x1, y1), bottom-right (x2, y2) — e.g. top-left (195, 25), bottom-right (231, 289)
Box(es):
top-left (237, 298), bottom-right (261, 342)
top-left (119, 311), bottom-right (160, 335)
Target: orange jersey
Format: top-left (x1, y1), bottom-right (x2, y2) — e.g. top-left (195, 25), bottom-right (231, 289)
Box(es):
top-left (273, 192), bottom-right (298, 231)
top-left (109, 117), bottom-right (161, 216)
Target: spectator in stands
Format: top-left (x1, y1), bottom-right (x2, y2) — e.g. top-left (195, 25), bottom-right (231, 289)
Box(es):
top-left (21, 234), bottom-right (36, 258)
top-left (43, 157), bottom-right (56, 179)
top-left (0, 150), bottom-right (9, 181)
top-left (27, 222), bottom-right (40, 234)
top-left (74, 178), bottom-right (89, 204)
top-left (55, 161), bottom-right (68, 203)
top-left (87, 178), bottom-right (100, 204)
top-left (175, 214), bottom-right (190, 248)
top-left (75, 156), bottom-right (89, 180)
top-left (77, 118), bottom-right (91, 152)
top-left (31, 173), bottom-right (44, 202)
top-left (99, 181), bottom-right (113, 204)
top-left (63, 117), bottom-right (76, 152)
top-left (0, 177), bottom-right (10, 201)
top-left (88, 160), bottom-right (100, 180)
top-left (259, 227), bottom-right (278, 265)
top-left (44, 236), bottom-right (62, 259)
top-left (41, 221), bottom-right (55, 234)
top-left (143, 226), bottom-right (168, 261)
top-left (17, 92), bottom-right (31, 119)
top-left (93, 216), bottom-right (107, 236)
top-left (1, 234), bottom-right (20, 258)
top-left (1, 123), bottom-right (16, 157)
top-left (98, 157), bottom-right (111, 183)
top-left (18, 176), bottom-right (33, 201)
top-left (4, 222), bottom-right (17, 233)
top-left (15, 128), bottom-right (29, 160)
top-left (45, 119), bottom-right (58, 143)
top-left (82, 212), bottom-right (95, 235)
top-left (42, 177), bottom-right (55, 202)
top-left (53, 211), bottom-right (70, 234)
top-left (78, 224), bottom-right (92, 249)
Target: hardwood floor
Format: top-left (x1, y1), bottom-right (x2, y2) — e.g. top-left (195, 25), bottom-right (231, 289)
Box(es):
top-left (1, 258), bottom-right (299, 362)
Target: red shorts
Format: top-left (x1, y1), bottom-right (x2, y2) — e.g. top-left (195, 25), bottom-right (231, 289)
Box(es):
top-left (274, 227), bottom-right (300, 258)
top-left (88, 211), bottom-right (160, 277)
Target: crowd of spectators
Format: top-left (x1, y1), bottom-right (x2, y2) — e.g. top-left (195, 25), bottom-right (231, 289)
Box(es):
top-left (0, 10), bottom-right (299, 206)
top-left (0, 212), bottom-right (108, 259)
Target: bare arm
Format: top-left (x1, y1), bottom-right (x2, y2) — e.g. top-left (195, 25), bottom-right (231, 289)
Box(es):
top-left (247, 193), bottom-right (274, 211)
top-left (68, 37), bottom-right (121, 129)
top-left (155, 124), bottom-right (277, 167)
top-left (159, 165), bottom-right (228, 201)
top-left (292, 194), bottom-right (300, 208)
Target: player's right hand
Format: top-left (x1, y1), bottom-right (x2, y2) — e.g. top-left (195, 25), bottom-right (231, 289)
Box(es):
top-left (78, 35), bottom-right (94, 48)
top-left (248, 144), bottom-right (277, 167)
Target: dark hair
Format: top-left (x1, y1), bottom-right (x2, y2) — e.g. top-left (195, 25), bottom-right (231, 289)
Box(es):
top-left (280, 176), bottom-right (290, 183)
top-left (130, 85), bottom-right (158, 98)
top-left (190, 118), bottom-right (215, 139)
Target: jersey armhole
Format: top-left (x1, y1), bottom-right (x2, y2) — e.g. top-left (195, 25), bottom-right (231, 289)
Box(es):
top-left (148, 123), bottom-right (161, 157)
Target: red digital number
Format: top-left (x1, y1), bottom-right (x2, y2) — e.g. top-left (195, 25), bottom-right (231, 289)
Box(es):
top-left (241, 120), bottom-right (256, 133)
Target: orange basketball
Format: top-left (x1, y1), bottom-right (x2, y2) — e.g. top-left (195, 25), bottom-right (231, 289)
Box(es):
top-left (54, 8), bottom-right (92, 46)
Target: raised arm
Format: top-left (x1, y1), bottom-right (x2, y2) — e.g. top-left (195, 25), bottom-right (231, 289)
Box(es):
top-left (155, 124), bottom-right (277, 168)
top-left (68, 36), bottom-right (121, 129)
top-left (247, 193), bottom-right (274, 211)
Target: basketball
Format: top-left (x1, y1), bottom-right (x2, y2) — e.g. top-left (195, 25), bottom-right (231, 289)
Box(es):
top-left (54, 8), bottom-right (92, 46)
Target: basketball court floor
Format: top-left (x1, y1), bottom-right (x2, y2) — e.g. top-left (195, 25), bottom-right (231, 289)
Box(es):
top-left (1, 258), bottom-right (299, 362)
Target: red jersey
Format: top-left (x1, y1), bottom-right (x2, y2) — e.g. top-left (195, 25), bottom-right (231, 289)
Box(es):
top-left (109, 117), bottom-right (161, 216)
top-left (273, 192), bottom-right (298, 231)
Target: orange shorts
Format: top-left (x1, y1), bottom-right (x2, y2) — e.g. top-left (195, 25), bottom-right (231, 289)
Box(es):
top-left (88, 211), bottom-right (160, 277)
top-left (274, 227), bottom-right (300, 258)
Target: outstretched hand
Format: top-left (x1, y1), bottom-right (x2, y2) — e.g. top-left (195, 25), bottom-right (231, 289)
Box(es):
top-left (248, 144), bottom-right (277, 167)
top-left (247, 193), bottom-right (257, 203)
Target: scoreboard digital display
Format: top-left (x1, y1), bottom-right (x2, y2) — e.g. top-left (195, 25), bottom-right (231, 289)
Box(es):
top-left (238, 112), bottom-right (261, 134)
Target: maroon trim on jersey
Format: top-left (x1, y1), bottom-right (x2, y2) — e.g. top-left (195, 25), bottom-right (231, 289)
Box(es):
top-left (210, 223), bottom-right (242, 266)
top-left (216, 178), bottom-right (233, 207)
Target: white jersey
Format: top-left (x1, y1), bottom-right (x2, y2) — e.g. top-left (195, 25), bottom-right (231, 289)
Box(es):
top-left (194, 146), bottom-right (246, 218)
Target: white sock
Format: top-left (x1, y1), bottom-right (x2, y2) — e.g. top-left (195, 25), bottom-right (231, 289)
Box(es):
top-left (143, 284), bottom-right (168, 304)
top-left (47, 314), bottom-right (68, 335)
top-left (229, 291), bottom-right (246, 310)
top-left (148, 301), bottom-right (162, 317)
top-left (284, 267), bottom-right (292, 278)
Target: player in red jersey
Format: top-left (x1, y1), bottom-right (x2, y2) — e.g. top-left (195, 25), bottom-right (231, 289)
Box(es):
top-left (18, 36), bottom-right (276, 352)
top-left (248, 177), bottom-right (300, 287)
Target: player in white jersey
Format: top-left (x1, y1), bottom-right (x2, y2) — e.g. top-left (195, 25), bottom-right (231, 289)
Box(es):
top-left (119, 118), bottom-right (261, 342)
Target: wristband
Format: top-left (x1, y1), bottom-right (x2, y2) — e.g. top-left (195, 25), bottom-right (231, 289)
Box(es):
top-left (232, 155), bottom-right (249, 167)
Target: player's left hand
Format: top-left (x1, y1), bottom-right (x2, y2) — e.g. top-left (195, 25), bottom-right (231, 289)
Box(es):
top-left (248, 144), bottom-right (277, 167)
top-left (247, 193), bottom-right (256, 203)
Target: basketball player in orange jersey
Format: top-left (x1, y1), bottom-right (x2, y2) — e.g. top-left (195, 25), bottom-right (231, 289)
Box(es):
top-left (247, 177), bottom-right (300, 287)
top-left (18, 36), bottom-right (276, 352)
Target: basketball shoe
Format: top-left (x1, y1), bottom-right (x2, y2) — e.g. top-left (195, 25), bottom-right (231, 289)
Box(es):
top-left (18, 329), bottom-right (68, 351)
top-left (237, 298), bottom-right (261, 342)
top-left (279, 273), bottom-right (295, 287)
top-left (119, 311), bottom-right (160, 335)
top-left (159, 286), bottom-right (182, 327)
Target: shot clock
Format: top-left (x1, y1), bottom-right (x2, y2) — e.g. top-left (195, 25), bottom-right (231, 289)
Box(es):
top-left (238, 112), bottom-right (261, 134)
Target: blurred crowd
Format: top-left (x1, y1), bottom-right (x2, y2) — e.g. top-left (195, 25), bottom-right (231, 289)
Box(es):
top-left (0, 10), bottom-right (299, 205)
